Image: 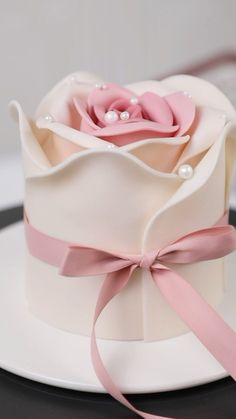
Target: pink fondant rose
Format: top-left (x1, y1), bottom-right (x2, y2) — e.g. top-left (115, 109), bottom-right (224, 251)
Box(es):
top-left (73, 83), bottom-right (195, 146)
top-left (28, 73), bottom-right (230, 170)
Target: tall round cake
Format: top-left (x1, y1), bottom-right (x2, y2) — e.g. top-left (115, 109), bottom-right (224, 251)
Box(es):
top-left (11, 72), bottom-right (236, 419)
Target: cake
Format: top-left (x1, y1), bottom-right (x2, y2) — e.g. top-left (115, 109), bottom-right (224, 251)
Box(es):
top-left (11, 72), bottom-right (236, 418)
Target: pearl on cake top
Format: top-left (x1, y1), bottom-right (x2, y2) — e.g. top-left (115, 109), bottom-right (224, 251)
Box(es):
top-left (35, 114), bottom-right (55, 128)
top-left (178, 164), bottom-right (193, 179)
top-left (36, 114), bottom-right (54, 125)
top-left (104, 110), bottom-right (119, 123)
top-left (67, 74), bottom-right (78, 83)
top-left (130, 96), bottom-right (139, 105)
top-left (120, 111), bottom-right (130, 121)
top-left (43, 114), bottom-right (54, 123)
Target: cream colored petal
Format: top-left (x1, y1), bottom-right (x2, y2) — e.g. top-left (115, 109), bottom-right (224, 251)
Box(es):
top-left (34, 72), bottom-right (110, 162)
top-left (12, 96), bottom-right (192, 176)
top-left (35, 118), bottom-right (110, 150)
top-left (162, 74), bottom-right (236, 119)
top-left (25, 149), bottom-right (181, 252)
top-left (174, 107), bottom-right (227, 170)
top-left (35, 72), bottom-right (104, 119)
top-left (9, 101), bottom-right (86, 172)
top-left (143, 124), bottom-right (232, 249)
top-left (123, 136), bottom-right (190, 172)
top-left (9, 101), bottom-right (51, 173)
top-left (25, 148), bottom-right (182, 340)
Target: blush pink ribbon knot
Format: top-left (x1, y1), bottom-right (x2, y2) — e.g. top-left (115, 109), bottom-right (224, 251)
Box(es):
top-left (24, 215), bottom-right (236, 419)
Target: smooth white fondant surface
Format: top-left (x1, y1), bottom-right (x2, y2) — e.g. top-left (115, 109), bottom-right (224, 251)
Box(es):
top-left (1, 153), bottom-right (236, 211)
top-left (12, 74), bottom-right (236, 340)
top-left (1, 223), bottom-right (236, 393)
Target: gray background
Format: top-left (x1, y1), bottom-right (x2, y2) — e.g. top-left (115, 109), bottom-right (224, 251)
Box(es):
top-left (1, 0), bottom-right (236, 152)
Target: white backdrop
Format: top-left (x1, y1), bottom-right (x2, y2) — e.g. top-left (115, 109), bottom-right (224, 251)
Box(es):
top-left (1, 0), bottom-right (236, 152)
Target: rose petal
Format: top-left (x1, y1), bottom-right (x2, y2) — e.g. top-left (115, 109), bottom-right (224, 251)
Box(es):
top-left (174, 107), bottom-right (227, 169)
top-left (90, 119), bottom-right (179, 139)
top-left (35, 72), bottom-right (105, 121)
top-left (108, 98), bottom-right (130, 111)
top-left (93, 104), bottom-right (107, 127)
top-left (127, 136), bottom-right (190, 172)
top-left (162, 74), bottom-right (236, 119)
top-left (127, 104), bottom-right (143, 119)
top-left (140, 92), bottom-right (174, 125)
top-left (165, 92), bottom-right (195, 136)
top-left (73, 97), bottom-right (98, 130)
top-left (87, 83), bottom-right (132, 110)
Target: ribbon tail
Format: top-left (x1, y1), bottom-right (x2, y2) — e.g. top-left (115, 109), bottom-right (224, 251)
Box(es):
top-left (91, 266), bottom-right (175, 419)
top-left (152, 268), bottom-right (236, 380)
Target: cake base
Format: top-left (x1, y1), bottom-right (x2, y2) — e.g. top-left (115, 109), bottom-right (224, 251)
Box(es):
top-left (0, 222), bottom-right (235, 394)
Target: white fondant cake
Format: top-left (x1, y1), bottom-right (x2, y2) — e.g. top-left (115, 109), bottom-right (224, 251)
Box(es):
top-left (11, 72), bottom-right (236, 341)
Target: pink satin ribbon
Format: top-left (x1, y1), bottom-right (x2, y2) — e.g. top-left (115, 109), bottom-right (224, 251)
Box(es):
top-left (24, 214), bottom-right (236, 419)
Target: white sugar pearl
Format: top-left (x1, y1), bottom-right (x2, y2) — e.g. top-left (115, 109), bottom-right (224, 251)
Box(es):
top-left (130, 96), bottom-right (138, 105)
top-left (107, 144), bottom-right (116, 149)
top-left (36, 114), bottom-right (54, 128)
top-left (43, 114), bottom-right (54, 123)
top-left (67, 74), bottom-right (78, 83)
top-left (178, 164), bottom-right (193, 179)
top-left (104, 110), bottom-right (118, 123)
top-left (120, 111), bottom-right (130, 121)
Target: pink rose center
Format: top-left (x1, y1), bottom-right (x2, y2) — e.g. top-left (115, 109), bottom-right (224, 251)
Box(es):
top-left (73, 83), bottom-right (196, 146)
top-left (98, 97), bottom-right (145, 127)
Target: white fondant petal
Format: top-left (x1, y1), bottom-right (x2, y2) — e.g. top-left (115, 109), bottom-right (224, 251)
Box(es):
top-left (35, 72), bottom-right (104, 119)
top-left (123, 136), bottom-right (190, 172)
top-left (9, 101), bottom-right (51, 172)
top-left (162, 74), bottom-right (236, 119)
top-left (143, 122), bottom-right (235, 251)
top-left (174, 107), bottom-right (227, 169)
top-left (25, 150), bottom-right (182, 253)
top-left (35, 119), bottom-right (109, 149)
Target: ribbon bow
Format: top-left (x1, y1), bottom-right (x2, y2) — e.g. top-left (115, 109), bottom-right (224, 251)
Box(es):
top-left (25, 216), bottom-right (236, 419)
